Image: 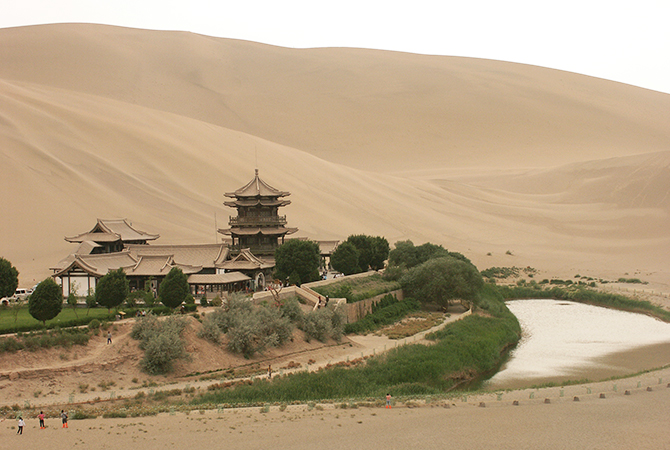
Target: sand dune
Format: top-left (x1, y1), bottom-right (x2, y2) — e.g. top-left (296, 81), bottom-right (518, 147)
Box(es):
top-left (0, 23), bottom-right (669, 287)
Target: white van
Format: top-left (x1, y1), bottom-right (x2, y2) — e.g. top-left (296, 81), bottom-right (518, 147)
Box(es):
top-left (12, 288), bottom-right (30, 301)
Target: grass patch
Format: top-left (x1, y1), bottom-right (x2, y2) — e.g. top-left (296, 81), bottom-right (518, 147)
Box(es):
top-left (344, 295), bottom-right (421, 335)
top-left (0, 327), bottom-right (90, 353)
top-left (383, 312), bottom-right (445, 339)
top-left (311, 274), bottom-right (401, 303)
top-left (0, 307), bottom-right (117, 335)
top-left (191, 291), bottom-right (520, 406)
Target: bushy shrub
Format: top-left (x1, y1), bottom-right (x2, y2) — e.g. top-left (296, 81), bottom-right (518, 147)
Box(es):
top-left (197, 315), bottom-right (222, 344)
top-left (279, 297), bottom-right (304, 325)
top-left (88, 319), bottom-right (101, 330)
top-left (131, 315), bottom-right (188, 374)
top-left (210, 296), bottom-right (223, 307)
top-left (200, 296), bottom-right (208, 307)
top-left (302, 304), bottom-right (346, 343)
top-left (197, 294), bottom-right (295, 358)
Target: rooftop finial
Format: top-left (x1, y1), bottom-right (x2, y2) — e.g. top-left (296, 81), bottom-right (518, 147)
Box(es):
top-left (255, 168), bottom-right (259, 176)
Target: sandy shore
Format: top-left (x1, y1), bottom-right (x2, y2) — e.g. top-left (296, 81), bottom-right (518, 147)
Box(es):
top-left (3, 367), bottom-right (669, 449)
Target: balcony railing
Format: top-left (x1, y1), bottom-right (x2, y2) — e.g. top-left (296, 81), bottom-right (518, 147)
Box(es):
top-left (229, 215), bottom-right (287, 226)
top-left (228, 244), bottom-right (278, 255)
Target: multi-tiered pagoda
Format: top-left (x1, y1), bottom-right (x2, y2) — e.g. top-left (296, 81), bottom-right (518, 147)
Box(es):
top-left (218, 170), bottom-right (297, 256)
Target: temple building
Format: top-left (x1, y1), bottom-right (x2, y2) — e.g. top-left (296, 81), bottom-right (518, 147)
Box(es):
top-left (64, 218), bottom-right (159, 254)
top-left (51, 171), bottom-right (335, 298)
top-left (218, 169), bottom-right (297, 256)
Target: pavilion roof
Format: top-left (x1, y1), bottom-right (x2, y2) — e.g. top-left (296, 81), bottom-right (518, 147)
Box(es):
top-left (188, 273), bottom-right (251, 285)
top-left (224, 169), bottom-right (290, 199)
top-left (219, 227), bottom-right (297, 236)
top-left (219, 249), bottom-right (275, 271)
top-left (125, 243), bottom-right (229, 267)
top-left (51, 251), bottom-right (139, 277)
top-left (65, 219), bottom-right (159, 243)
top-left (223, 198), bottom-right (291, 208)
top-left (121, 255), bottom-right (202, 276)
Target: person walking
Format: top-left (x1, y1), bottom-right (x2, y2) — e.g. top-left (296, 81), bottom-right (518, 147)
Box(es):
top-left (107, 331), bottom-right (112, 344)
top-left (267, 364), bottom-right (272, 379)
top-left (17, 417), bottom-right (25, 434)
top-left (61, 410), bottom-right (68, 428)
top-left (386, 393), bottom-right (392, 409)
top-left (38, 411), bottom-right (45, 429)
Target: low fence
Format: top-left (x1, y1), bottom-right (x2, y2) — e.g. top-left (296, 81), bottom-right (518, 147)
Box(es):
top-left (253, 271), bottom-right (405, 323)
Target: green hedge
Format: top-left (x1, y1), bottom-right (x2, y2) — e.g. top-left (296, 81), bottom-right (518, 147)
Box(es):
top-left (344, 296), bottom-right (420, 334)
top-left (311, 274), bottom-right (401, 303)
top-left (191, 290), bottom-right (520, 405)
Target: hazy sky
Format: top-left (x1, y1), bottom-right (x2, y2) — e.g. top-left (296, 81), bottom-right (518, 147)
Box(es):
top-left (3, 0), bottom-right (670, 94)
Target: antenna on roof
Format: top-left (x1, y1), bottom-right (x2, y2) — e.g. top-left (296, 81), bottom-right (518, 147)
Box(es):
top-left (255, 143), bottom-right (258, 171)
top-left (214, 212), bottom-right (218, 243)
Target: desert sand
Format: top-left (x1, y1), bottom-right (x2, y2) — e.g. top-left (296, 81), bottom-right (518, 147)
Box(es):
top-left (0, 23), bottom-right (669, 289)
top-left (1, 22), bottom-right (670, 447)
top-left (2, 310), bottom-right (670, 449)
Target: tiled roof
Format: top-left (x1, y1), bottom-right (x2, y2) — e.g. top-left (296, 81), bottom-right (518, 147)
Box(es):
top-left (224, 169), bottom-right (290, 198)
top-left (219, 227), bottom-right (297, 236)
top-left (52, 251), bottom-right (138, 277)
top-left (125, 243), bottom-right (229, 267)
top-left (65, 219), bottom-right (159, 243)
top-left (121, 255), bottom-right (202, 276)
top-left (219, 248), bottom-right (274, 270)
top-left (188, 273), bottom-right (251, 284)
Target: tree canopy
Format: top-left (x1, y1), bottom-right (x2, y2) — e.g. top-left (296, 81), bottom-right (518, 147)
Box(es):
top-left (389, 240), bottom-right (472, 269)
top-left (331, 235), bottom-right (390, 275)
top-left (96, 268), bottom-right (129, 311)
top-left (400, 256), bottom-right (483, 309)
top-left (28, 278), bottom-right (63, 325)
top-left (159, 267), bottom-right (191, 308)
top-left (330, 241), bottom-right (360, 275)
top-left (274, 239), bottom-right (321, 286)
top-left (0, 257), bottom-right (19, 299)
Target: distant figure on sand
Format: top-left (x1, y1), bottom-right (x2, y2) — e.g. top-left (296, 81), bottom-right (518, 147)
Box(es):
top-left (38, 411), bottom-right (45, 429)
top-left (107, 331), bottom-right (112, 344)
top-left (17, 417), bottom-right (24, 434)
top-left (268, 365), bottom-right (272, 379)
top-left (61, 410), bottom-right (68, 428)
top-left (386, 393), bottom-right (392, 409)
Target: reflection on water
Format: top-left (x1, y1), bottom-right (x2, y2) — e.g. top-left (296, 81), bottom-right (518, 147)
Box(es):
top-left (485, 300), bottom-right (670, 390)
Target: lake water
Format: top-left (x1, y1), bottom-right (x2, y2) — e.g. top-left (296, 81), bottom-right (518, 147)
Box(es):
top-left (484, 299), bottom-right (670, 390)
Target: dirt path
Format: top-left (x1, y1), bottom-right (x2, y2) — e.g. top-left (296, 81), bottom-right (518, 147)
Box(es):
top-left (0, 310), bottom-right (471, 408)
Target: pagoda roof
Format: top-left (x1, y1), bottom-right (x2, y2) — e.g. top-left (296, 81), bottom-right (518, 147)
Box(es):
top-left (218, 227), bottom-right (298, 236)
top-left (219, 249), bottom-right (275, 271)
top-left (65, 219), bottom-right (159, 244)
top-left (225, 170), bottom-right (290, 199)
top-left (223, 198), bottom-right (291, 208)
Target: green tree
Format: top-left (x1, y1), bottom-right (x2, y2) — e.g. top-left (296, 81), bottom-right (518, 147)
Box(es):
top-left (96, 268), bottom-right (129, 312)
top-left (388, 240), bottom-right (470, 270)
top-left (369, 236), bottom-right (390, 270)
top-left (85, 291), bottom-right (96, 316)
top-left (330, 241), bottom-right (360, 275)
top-left (28, 278), bottom-right (63, 326)
top-left (0, 257), bottom-right (19, 299)
top-left (274, 239), bottom-right (321, 286)
top-left (67, 281), bottom-right (79, 318)
top-left (400, 256), bottom-right (483, 309)
top-left (344, 235), bottom-right (389, 271)
top-left (159, 267), bottom-right (190, 309)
